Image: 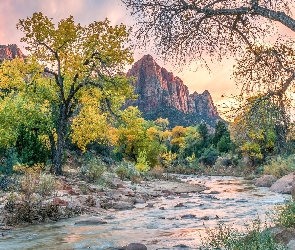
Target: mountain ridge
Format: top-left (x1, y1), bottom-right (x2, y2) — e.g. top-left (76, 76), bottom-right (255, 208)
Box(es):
top-left (126, 54), bottom-right (222, 127)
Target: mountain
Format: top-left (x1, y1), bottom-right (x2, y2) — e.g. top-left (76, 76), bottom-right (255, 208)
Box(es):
top-left (126, 54), bottom-right (222, 128)
top-left (0, 44), bottom-right (25, 62)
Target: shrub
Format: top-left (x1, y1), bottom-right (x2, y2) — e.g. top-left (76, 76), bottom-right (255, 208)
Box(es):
top-left (263, 156), bottom-right (295, 178)
top-left (0, 147), bottom-right (19, 174)
top-left (14, 164), bottom-right (58, 199)
top-left (199, 146), bottom-right (218, 166)
top-left (4, 200), bottom-right (83, 225)
top-left (274, 199), bottom-right (295, 228)
top-left (136, 150), bottom-right (150, 173)
top-left (148, 165), bottom-right (164, 179)
top-left (201, 221), bottom-right (287, 250)
top-left (115, 161), bottom-right (140, 181)
top-left (38, 173), bottom-right (58, 197)
top-left (15, 125), bottom-right (49, 166)
top-left (115, 165), bottom-right (128, 180)
top-left (0, 175), bottom-right (17, 191)
top-left (81, 157), bottom-right (106, 182)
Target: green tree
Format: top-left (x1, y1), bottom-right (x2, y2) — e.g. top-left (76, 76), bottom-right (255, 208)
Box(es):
top-left (0, 13), bottom-right (135, 175)
top-left (230, 96), bottom-right (277, 166)
top-left (213, 121), bottom-right (231, 153)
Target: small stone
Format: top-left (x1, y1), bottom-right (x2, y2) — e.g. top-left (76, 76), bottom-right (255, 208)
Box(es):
top-left (179, 193), bottom-right (190, 198)
top-left (145, 203), bottom-right (154, 208)
top-left (104, 215), bottom-right (116, 220)
top-left (235, 199), bottom-right (248, 203)
top-left (174, 203), bottom-right (185, 207)
top-left (208, 190), bottom-right (221, 194)
top-left (181, 214), bottom-right (196, 219)
top-left (117, 183), bottom-right (125, 189)
top-left (173, 244), bottom-right (190, 248)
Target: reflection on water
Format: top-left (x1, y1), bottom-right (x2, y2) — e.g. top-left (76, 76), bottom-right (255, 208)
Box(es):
top-left (0, 176), bottom-right (289, 250)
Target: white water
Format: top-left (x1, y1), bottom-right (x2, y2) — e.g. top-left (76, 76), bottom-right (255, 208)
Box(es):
top-left (0, 176), bottom-right (289, 250)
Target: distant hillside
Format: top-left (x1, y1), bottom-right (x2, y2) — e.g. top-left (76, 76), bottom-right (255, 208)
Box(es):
top-left (126, 54), bottom-right (222, 128)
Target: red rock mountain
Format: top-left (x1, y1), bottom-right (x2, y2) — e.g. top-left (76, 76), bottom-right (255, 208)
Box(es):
top-left (0, 44), bottom-right (25, 61)
top-left (126, 55), bottom-right (221, 127)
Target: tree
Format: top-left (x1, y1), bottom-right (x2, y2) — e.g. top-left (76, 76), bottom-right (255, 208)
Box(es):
top-left (213, 121), bottom-right (231, 153)
top-left (122, 0), bottom-right (295, 64)
top-left (123, 1), bottom-right (295, 112)
top-left (232, 41), bottom-right (295, 151)
top-left (0, 13), bottom-right (135, 175)
top-left (230, 96), bottom-right (277, 166)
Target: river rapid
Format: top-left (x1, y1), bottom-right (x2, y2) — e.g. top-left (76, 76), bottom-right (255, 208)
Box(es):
top-left (0, 175), bottom-right (289, 250)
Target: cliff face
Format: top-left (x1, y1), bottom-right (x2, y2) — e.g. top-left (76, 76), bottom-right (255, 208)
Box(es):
top-left (126, 55), bottom-right (221, 126)
top-left (0, 44), bottom-right (25, 62)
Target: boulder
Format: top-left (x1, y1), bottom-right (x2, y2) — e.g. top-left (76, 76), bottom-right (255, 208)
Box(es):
top-left (126, 243), bottom-right (147, 250)
top-left (269, 172), bottom-right (294, 194)
top-left (112, 201), bottom-right (134, 210)
top-left (74, 218), bottom-right (107, 226)
top-left (255, 175), bottom-right (277, 187)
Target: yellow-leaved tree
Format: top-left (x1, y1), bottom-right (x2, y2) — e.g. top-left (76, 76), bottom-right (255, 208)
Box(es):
top-left (0, 12), bottom-right (135, 175)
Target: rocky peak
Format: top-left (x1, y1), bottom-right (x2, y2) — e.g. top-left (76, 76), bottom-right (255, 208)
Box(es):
top-left (0, 44), bottom-right (25, 62)
top-left (126, 55), bottom-right (221, 126)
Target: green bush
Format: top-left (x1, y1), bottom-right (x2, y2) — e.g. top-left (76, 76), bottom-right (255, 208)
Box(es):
top-left (263, 156), bottom-right (295, 178)
top-left (201, 221), bottom-right (287, 250)
top-left (81, 157), bottom-right (106, 182)
top-left (15, 125), bottom-right (49, 166)
top-left (199, 146), bottom-right (218, 166)
top-left (274, 199), bottom-right (295, 228)
top-left (115, 162), bottom-right (140, 181)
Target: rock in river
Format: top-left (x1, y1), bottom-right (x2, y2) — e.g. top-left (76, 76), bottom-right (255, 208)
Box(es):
top-left (74, 218), bottom-right (107, 226)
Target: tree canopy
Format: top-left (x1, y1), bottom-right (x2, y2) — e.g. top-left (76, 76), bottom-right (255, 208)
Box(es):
top-left (122, 0), bottom-right (295, 64)
top-left (0, 13), bottom-right (136, 175)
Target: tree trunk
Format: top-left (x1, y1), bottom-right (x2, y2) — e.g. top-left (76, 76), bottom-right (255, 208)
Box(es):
top-left (54, 104), bottom-right (68, 175)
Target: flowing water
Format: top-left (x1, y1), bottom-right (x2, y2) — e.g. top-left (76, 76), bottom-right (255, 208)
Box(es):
top-left (0, 175), bottom-right (289, 250)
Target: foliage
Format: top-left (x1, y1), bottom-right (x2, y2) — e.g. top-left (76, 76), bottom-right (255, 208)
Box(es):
top-left (15, 125), bottom-right (49, 166)
top-left (115, 161), bottom-right (140, 181)
top-left (158, 150), bottom-right (177, 168)
top-left (0, 12), bottom-right (135, 175)
top-left (148, 165), bottom-right (164, 179)
top-left (274, 199), bottom-right (295, 228)
top-left (0, 148), bottom-right (19, 174)
top-left (213, 121), bottom-right (232, 153)
top-left (136, 150), bottom-right (150, 172)
top-left (199, 146), bottom-right (218, 166)
top-left (81, 156), bottom-right (106, 182)
top-left (230, 96), bottom-right (278, 166)
top-left (0, 175), bottom-right (16, 191)
top-left (122, 0), bottom-right (295, 69)
top-left (13, 164), bottom-right (58, 200)
top-left (201, 221), bottom-right (287, 250)
top-left (4, 199), bottom-right (82, 226)
top-left (263, 156), bottom-right (295, 178)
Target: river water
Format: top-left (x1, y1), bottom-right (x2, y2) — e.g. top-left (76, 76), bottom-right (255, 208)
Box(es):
top-left (0, 175), bottom-right (289, 250)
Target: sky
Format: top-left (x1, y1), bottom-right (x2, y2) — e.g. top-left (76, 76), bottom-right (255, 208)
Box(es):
top-left (0, 0), bottom-right (294, 114)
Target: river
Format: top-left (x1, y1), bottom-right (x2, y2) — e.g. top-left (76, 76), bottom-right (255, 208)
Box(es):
top-left (0, 175), bottom-right (289, 250)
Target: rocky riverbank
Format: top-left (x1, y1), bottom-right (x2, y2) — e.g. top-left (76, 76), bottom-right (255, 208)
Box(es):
top-left (0, 174), bottom-right (206, 229)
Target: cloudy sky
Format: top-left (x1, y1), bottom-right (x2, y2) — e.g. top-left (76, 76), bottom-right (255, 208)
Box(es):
top-left (0, 0), bottom-right (294, 113)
